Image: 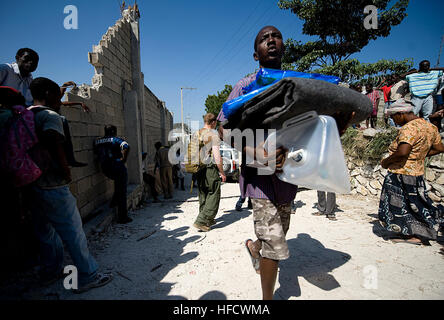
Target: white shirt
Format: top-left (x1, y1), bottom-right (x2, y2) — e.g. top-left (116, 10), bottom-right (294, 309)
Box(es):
top-left (0, 62), bottom-right (34, 106)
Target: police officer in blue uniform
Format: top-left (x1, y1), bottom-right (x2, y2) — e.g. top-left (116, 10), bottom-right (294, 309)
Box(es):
top-left (94, 125), bottom-right (132, 224)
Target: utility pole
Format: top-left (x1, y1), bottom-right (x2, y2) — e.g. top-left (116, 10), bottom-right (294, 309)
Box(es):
top-left (186, 114), bottom-right (191, 137)
top-left (180, 87), bottom-right (196, 144)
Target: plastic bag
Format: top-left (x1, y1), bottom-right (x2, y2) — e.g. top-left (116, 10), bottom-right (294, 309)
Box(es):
top-left (222, 68), bottom-right (341, 119)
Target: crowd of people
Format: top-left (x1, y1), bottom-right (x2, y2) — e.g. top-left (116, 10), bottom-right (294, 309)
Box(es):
top-left (345, 60), bottom-right (444, 247)
top-left (1, 24), bottom-right (444, 300)
top-left (349, 60), bottom-right (444, 130)
top-left (0, 76), bottom-right (113, 293)
top-left (0, 48), bottom-right (181, 293)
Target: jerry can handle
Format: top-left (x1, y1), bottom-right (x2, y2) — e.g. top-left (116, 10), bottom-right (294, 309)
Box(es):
top-left (282, 111), bottom-right (318, 128)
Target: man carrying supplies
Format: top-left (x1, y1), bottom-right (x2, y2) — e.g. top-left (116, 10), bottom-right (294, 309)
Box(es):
top-left (216, 26), bottom-right (354, 300)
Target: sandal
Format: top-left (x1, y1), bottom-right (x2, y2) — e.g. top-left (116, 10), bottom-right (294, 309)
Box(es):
top-left (311, 212), bottom-right (324, 216)
top-left (245, 239), bottom-right (261, 274)
top-left (326, 214), bottom-right (337, 221)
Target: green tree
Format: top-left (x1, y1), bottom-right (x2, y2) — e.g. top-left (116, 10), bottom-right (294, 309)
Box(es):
top-left (278, 0), bottom-right (411, 82)
top-left (204, 84), bottom-right (233, 116)
top-left (315, 58), bottom-right (413, 85)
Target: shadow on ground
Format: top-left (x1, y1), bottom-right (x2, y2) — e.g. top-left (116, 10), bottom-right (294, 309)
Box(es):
top-left (367, 213), bottom-right (396, 240)
top-left (294, 200), bottom-right (306, 210)
top-left (1, 174), bottom-right (226, 300)
top-left (211, 209), bottom-right (252, 230)
top-left (274, 233), bottom-right (351, 300)
top-left (198, 290), bottom-right (227, 300)
top-left (311, 203), bottom-right (344, 214)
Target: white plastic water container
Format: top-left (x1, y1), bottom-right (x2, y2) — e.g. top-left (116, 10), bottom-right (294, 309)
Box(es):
top-left (265, 111), bottom-right (351, 194)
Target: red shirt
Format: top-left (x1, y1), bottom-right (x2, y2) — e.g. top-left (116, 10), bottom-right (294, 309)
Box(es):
top-left (381, 85), bottom-right (392, 103)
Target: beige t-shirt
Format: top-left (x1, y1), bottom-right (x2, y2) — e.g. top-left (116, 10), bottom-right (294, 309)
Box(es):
top-left (390, 80), bottom-right (408, 102)
top-left (199, 128), bottom-right (220, 165)
top-left (388, 118), bottom-right (442, 176)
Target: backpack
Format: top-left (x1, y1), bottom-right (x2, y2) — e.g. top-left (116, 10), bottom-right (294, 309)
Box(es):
top-left (184, 129), bottom-right (213, 174)
top-left (0, 105), bottom-right (42, 187)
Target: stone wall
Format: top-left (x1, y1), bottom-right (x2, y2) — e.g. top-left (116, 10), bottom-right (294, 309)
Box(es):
top-left (62, 7), bottom-right (173, 219)
top-left (347, 153), bottom-right (444, 204)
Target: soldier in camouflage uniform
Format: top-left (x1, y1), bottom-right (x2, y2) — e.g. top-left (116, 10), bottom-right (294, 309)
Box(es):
top-left (193, 113), bottom-right (226, 232)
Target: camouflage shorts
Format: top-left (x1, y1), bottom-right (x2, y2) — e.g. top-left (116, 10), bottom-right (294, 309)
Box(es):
top-left (252, 198), bottom-right (291, 261)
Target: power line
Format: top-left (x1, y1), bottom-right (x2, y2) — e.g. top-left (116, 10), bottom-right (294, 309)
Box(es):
top-left (195, 1), bottom-right (277, 86)
top-left (190, 2), bottom-right (289, 117)
top-left (215, 10), bottom-right (283, 83)
top-left (219, 4), bottom-right (284, 80)
top-left (194, 1), bottom-right (273, 84)
top-left (189, 1), bottom-right (264, 87)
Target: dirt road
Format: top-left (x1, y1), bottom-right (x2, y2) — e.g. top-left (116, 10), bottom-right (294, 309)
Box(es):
top-left (11, 176), bottom-right (444, 300)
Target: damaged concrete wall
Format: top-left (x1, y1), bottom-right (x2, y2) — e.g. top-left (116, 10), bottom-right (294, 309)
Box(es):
top-left (62, 8), bottom-right (173, 219)
top-left (143, 87), bottom-right (173, 172)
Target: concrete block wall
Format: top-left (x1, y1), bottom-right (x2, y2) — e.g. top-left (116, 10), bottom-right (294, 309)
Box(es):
top-left (143, 87), bottom-right (173, 172)
top-left (63, 11), bottom-right (173, 219)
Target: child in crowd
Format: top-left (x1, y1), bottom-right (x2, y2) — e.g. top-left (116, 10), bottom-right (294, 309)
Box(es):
top-left (366, 84), bottom-right (380, 129)
top-left (378, 75), bottom-right (395, 126)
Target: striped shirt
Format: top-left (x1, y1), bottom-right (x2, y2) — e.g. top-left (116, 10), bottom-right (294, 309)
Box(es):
top-left (366, 90), bottom-right (380, 116)
top-left (217, 72), bottom-right (298, 204)
top-left (406, 70), bottom-right (443, 98)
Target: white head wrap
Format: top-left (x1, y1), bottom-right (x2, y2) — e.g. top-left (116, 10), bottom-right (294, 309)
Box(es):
top-left (385, 98), bottom-right (414, 116)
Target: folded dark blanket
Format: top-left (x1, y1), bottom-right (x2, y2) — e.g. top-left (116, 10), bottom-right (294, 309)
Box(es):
top-left (221, 77), bottom-right (372, 130)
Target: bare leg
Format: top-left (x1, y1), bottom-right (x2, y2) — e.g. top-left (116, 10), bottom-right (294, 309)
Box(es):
top-left (391, 235), bottom-right (423, 244)
top-left (260, 257), bottom-right (279, 300)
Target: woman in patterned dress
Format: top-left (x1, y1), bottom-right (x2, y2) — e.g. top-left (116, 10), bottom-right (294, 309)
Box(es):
top-left (378, 99), bottom-right (444, 245)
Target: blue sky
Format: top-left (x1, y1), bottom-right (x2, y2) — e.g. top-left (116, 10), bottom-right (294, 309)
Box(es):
top-left (1, 0), bottom-right (443, 125)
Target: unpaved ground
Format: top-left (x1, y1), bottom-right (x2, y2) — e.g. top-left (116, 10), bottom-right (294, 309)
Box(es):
top-left (11, 175), bottom-right (444, 300)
